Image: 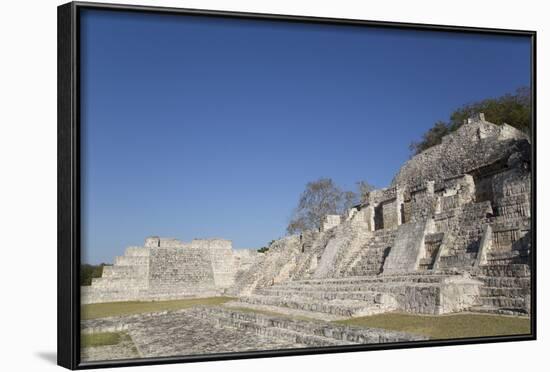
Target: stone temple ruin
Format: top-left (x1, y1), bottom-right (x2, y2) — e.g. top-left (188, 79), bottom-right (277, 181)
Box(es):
top-left (82, 114), bottom-right (532, 359)
top-left (82, 237), bottom-right (262, 304)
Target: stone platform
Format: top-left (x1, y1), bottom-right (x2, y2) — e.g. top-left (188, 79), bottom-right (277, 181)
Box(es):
top-left (229, 272), bottom-right (482, 320)
top-left (81, 307), bottom-right (427, 361)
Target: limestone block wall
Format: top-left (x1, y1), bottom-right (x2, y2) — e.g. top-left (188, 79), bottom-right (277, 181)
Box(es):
top-left (365, 187), bottom-right (403, 231)
top-left (290, 230), bottom-right (333, 280)
top-left (227, 236), bottom-right (302, 296)
top-left (190, 239), bottom-right (236, 289)
top-left (83, 114), bottom-right (531, 316)
top-left (313, 223), bottom-right (358, 278)
top-left (436, 201), bottom-right (493, 269)
top-left (434, 175), bottom-right (475, 213)
top-left (392, 116), bottom-right (529, 187)
top-left (438, 276), bottom-right (483, 313)
top-left (147, 247), bottom-right (217, 296)
top-left (321, 215), bottom-right (341, 231)
top-left (492, 168), bottom-right (531, 219)
top-left (381, 199), bottom-right (399, 230)
top-left (81, 244), bottom-right (152, 304)
top-left (145, 237), bottom-right (189, 248)
top-left (408, 182), bottom-right (436, 222)
top-left (316, 221), bottom-right (380, 278)
top-left (383, 219), bottom-right (434, 274)
top-left (483, 217), bottom-right (531, 266)
top-left (82, 237), bottom-right (244, 304)
top-left (383, 276), bottom-right (482, 315)
top-left (342, 229), bottom-right (395, 276)
top-left (233, 249), bottom-right (264, 272)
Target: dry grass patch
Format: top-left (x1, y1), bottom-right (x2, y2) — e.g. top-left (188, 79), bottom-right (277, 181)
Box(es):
top-left (335, 312), bottom-right (530, 340)
top-left (82, 296), bottom-right (235, 320)
top-left (81, 332), bottom-right (129, 348)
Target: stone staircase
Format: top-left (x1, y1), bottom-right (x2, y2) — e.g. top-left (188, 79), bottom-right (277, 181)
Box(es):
top-left (438, 201), bottom-right (492, 269)
top-left (290, 230), bottom-right (333, 280)
top-left (230, 272), bottom-right (482, 320)
top-left (313, 223), bottom-right (357, 278)
top-left (188, 306), bottom-right (427, 346)
top-left (81, 247), bottom-right (151, 304)
top-left (419, 232), bottom-right (444, 270)
top-left (227, 236), bottom-right (300, 296)
top-left (471, 264), bottom-right (531, 316)
top-left (341, 230), bottom-right (395, 276)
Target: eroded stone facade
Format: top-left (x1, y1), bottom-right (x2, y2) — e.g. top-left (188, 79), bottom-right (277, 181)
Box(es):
top-left (82, 114), bottom-right (531, 359)
top-left (82, 114), bottom-right (531, 318)
top-left (82, 238), bottom-right (263, 304)
top-left (228, 114), bottom-right (532, 317)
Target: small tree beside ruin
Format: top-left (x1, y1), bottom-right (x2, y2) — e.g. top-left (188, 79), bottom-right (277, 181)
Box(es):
top-left (287, 178), bottom-right (373, 235)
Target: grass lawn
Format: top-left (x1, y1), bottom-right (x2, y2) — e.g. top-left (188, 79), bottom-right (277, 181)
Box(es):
top-left (81, 331), bottom-right (130, 348)
top-left (335, 312), bottom-right (530, 340)
top-left (82, 296), bottom-right (235, 320)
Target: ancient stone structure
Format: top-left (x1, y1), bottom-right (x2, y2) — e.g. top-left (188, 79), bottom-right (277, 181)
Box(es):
top-left (81, 307), bottom-right (426, 361)
top-left (228, 114), bottom-right (532, 318)
top-left (81, 113), bottom-right (531, 360)
top-left (82, 237), bottom-right (263, 304)
top-left (83, 113), bottom-right (531, 318)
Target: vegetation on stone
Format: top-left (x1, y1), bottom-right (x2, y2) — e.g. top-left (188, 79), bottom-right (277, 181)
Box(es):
top-left (287, 178), bottom-right (374, 234)
top-left (80, 263), bottom-right (110, 286)
top-left (257, 240), bottom-right (275, 253)
top-left (336, 312), bottom-right (530, 339)
top-left (409, 87), bottom-right (531, 155)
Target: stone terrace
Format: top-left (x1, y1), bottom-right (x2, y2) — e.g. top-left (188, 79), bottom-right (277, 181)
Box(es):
top-left (81, 307), bottom-right (426, 361)
top-left (229, 272), bottom-right (482, 320)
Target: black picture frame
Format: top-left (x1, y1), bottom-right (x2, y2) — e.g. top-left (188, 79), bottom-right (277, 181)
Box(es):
top-left (58, 1), bottom-right (537, 370)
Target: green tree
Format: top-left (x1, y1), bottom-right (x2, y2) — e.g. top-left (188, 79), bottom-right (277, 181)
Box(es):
top-left (410, 87), bottom-right (531, 155)
top-left (80, 263), bottom-right (110, 286)
top-left (257, 240), bottom-right (275, 253)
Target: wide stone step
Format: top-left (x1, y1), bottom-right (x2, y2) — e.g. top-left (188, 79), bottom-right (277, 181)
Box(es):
top-left (347, 268), bottom-right (382, 277)
top-left (191, 313), bottom-right (346, 347)
top-left (190, 306), bottom-right (426, 344)
top-left (114, 256), bottom-right (150, 266)
top-left (481, 296), bottom-right (525, 308)
top-left (276, 279), bottom-right (442, 290)
top-left (124, 247), bottom-right (151, 257)
top-left (289, 274), bottom-right (449, 286)
top-left (102, 265), bottom-right (148, 278)
top-left (90, 277), bottom-right (148, 289)
top-left (477, 276), bottom-right (530, 289)
top-left (256, 289), bottom-right (379, 302)
top-left (239, 294), bottom-right (393, 317)
top-left (469, 305), bottom-right (529, 316)
top-left (265, 283), bottom-right (430, 296)
top-left (478, 264), bottom-right (530, 277)
top-left (437, 254), bottom-right (477, 268)
top-left (480, 286), bottom-right (527, 297)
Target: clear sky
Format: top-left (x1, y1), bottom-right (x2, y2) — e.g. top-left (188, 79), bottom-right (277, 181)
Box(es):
top-left (80, 9), bottom-right (531, 264)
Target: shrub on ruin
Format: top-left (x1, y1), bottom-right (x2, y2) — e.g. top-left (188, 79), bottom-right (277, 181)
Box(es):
top-left (409, 87), bottom-right (531, 155)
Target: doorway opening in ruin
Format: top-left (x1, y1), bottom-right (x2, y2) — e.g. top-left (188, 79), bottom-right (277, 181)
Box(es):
top-left (374, 204), bottom-right (384, 230)
top-left (400, 201), bottom-right (411, 224)
top-left (473, 174), bottom-right (495, 205)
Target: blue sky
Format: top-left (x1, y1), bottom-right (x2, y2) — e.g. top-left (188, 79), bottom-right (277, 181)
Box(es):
top-left (80, 9), bottom-right (531, 264)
